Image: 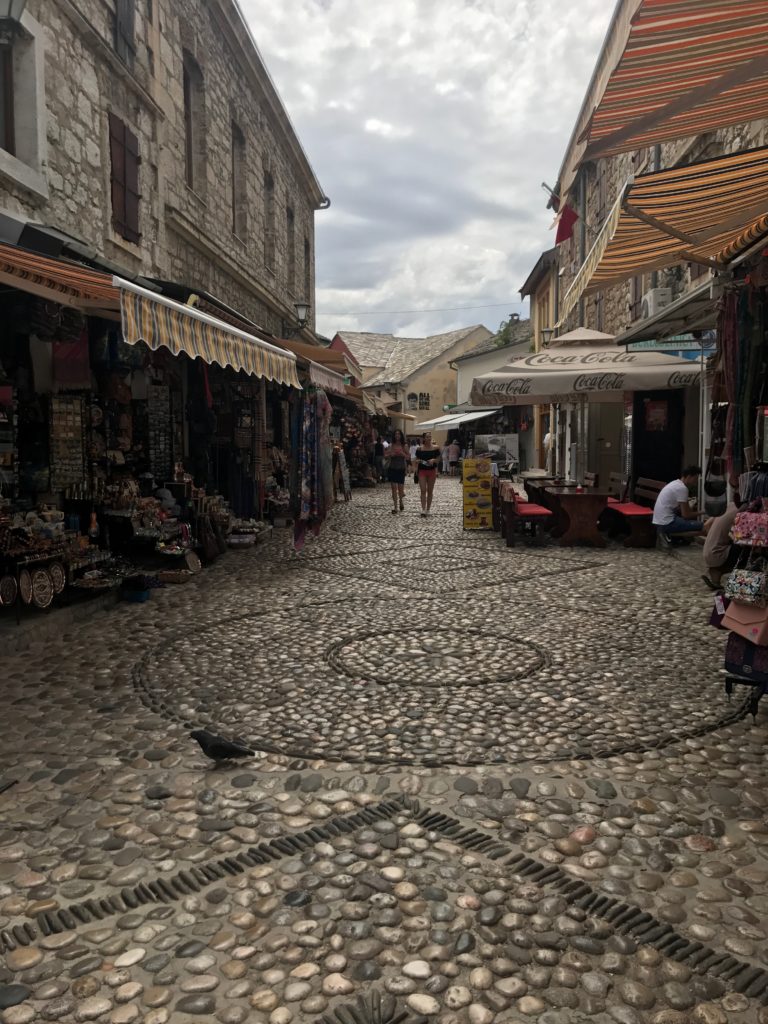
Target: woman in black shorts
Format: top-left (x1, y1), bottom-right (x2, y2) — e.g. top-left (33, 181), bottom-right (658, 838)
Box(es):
top-left (416, 431), bottom-right (440, 517)
top-left (385, 429), bottom-right (410, 513)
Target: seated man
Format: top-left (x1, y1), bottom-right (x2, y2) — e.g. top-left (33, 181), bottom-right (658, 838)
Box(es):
top-left (652, 466), bottom-right (704, 548)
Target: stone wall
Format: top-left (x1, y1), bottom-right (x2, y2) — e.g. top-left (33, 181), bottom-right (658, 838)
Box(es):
top-left (556, 118), bottom-right (768, 336)
top-left (1, 0), bottom-right (322, 334)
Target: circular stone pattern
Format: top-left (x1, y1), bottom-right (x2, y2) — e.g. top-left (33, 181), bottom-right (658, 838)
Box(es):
top-left (328, 627), bottom-right (547, 686)
top-left (136, 601), bottom-right (744, 767)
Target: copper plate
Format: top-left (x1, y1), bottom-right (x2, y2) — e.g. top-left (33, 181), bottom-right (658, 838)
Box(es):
top-left (0, 575), bottom-right (17, 607)
top-left (184, 550), bottom-right (202, 574)
top-left (18, 568), bottom-right (32, 605)
top-left (31, 568), bottom-right (54, 609)
top-left (49, 562), bottom-right (66, 594)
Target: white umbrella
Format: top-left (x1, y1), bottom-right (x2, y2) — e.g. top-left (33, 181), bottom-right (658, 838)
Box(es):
top-left (470, 343), bottom-right (700, 407)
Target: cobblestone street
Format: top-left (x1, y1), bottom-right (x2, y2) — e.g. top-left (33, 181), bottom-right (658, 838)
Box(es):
top-left (1, 479), bottom-right (767, 1024)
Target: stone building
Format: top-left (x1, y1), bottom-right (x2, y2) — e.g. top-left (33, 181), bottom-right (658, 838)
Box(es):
top-left (332, 326), bottom-right (492, 437)
top-left (0, 0), bottom-right (327, 335)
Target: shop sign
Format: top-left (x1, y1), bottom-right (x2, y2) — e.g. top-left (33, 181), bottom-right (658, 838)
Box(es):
top-left (462, 457), bottom-right (493, 531)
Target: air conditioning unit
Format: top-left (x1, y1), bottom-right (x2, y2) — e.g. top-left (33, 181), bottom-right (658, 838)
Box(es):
top-left (640, 287), bottom-right (672, 319)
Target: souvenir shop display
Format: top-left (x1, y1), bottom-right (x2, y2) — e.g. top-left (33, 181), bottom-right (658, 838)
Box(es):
top-left (710, 497), bottom-right (768, 717)
top-left (49, 396), bottom-right (85, 493)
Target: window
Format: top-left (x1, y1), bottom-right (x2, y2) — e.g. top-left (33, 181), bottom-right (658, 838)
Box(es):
top-left (264, 171), bottom-right (275, 269)
top-left (0, 46), bottom-right (13, 155)
top-left (109, 113), bottom-right (141, 243)
top-left (231, 121), bottom-right (246, 239)
top-left (182, 52), bottom-right (205, 192)
top-left (595, 291), bottom-right (604, 332)
top-left (114, 0), bottom-right (136, 68)
top-left (286, 207), bottom-right (296, 292)
top-left (303, 237), bottom-right (311, 301)
top-left (407, 392), bottom-right (418, 411)
top-left (418, 392), bottom-right (430, 410)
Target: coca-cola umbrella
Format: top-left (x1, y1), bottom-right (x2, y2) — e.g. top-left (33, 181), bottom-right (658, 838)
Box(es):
top-left (470, 341), bottom-right (701, 407)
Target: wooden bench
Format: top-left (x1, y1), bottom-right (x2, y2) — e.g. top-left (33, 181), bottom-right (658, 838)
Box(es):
top-left (604, 476), bottom-right (664, 548)
top-left (500, 483), bottom-right (554, 547)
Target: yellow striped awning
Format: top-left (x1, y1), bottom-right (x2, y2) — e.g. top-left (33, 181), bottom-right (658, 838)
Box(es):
top-left (115, 278), bottom-right (300, 388)
top-left (558, 146), bottom-right (768, 326)
top-left (558, 0), bottom-right (768, 203)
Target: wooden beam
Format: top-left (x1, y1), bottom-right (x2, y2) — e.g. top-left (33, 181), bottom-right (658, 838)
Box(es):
top-left (623, 203), bottom-right (700, 246)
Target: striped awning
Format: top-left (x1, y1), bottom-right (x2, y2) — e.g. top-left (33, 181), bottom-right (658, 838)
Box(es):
top-left (559, 0), bottom-right (768, 202)
top-left (116, 278), bottom-right (300, 388)
top-left (558, 147), bottom-right (768, 326)
top-left (0, 242), bottom-right (120, 315)
top-left (306, 360), bottom-right (347, 395)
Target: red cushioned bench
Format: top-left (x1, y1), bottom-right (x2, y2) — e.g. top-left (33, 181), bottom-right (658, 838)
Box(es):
top-left (500, 485), bottom-right (554, 547)
top-left (602, 477), bottom-right (664, 548)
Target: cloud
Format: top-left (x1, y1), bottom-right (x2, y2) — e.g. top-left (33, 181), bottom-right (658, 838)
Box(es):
top-left (240, 0), bottom-right (610, 337)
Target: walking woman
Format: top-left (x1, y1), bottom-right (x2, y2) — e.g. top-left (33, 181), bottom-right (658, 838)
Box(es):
top-left (416, 431), bottom-right (440, 516)
top-left (385, 429), bottom-right (410, 513)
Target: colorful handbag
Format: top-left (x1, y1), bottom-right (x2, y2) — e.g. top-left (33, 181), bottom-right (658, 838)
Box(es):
top-left (730, 510), bottom-right (768, 546)
top-left (722, 601), bottom-right (768, 645)
top-left (724, 548), bottom-right (768, 607)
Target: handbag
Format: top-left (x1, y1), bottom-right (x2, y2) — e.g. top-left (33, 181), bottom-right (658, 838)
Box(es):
top-left (722, 601), bottom-right (768, 645)
top-left (414, 470), bottom-right (419, 484)
top-left (725, 632), bottom-right (768, 682)
top-left (723, 549), bottom-right (768, 607)
top-left (709, 592), bottom-right (731, 630)
top-left (730, 509), bottom-right (768, 546)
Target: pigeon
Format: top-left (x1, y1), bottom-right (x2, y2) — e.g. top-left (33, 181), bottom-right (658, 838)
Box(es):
top-left (190, 729), bottom-right (255, 762)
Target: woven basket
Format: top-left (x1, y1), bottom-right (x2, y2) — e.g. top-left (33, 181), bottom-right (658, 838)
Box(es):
top-left (156, 569), bottom-right (193, 584)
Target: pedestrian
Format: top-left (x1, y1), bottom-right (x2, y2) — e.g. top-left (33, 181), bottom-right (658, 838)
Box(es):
top-left (448, 438), bottom-right (461, 477)
top-left (374, 436), bottom-right (385, 482)
top-left (652, 465), bottom-right (704, 549)
top-left (702, 495), bottom-right (740, 589)
top-left (409, 439), bottom-right (418, 462)
top-left (441, 441), bottom-right (450, 475)
top-left (385, 429), bottom-right (410, 514)
top-left (416, 431), bottom-right (441, 517)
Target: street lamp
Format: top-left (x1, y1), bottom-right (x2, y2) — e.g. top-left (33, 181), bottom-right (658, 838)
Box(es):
top-left (541, 326), bottom-right (556, 348)
top-left (281, 300), bottom-right (310, 339)
top-left (0, 0), bottom-right (27, 46)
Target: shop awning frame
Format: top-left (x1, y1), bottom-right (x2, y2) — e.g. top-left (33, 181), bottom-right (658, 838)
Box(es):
top-left (417, 408), bottom-right (502, 431)
top-left (0, 241), bottom-right (121, 317)
top-left (558, 146), bottom-right (768, 326)
top-left (305, 360), bottom-right (347, 395)
top-left (115, 277), bottom-right (300, 388)
top-left (559, 0), bottom-right (768, 203)
top-left (615, 279), bottom-right (717, 345)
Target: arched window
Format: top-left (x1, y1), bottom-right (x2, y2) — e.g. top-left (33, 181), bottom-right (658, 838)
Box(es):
top-left (264, 171), bottom-right (276, 269)
top-left (231, 121), bottom-right (247, 239)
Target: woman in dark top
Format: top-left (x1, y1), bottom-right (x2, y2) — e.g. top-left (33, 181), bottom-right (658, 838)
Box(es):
top-left (385, 429), bottom-right (410, 513)
top-left (416, 431), bottom-right (440, 517)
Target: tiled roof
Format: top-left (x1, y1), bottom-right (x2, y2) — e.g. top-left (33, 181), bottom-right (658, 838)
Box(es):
top-left (334, 332), bottom-right (399, 369)
top-left (338, 326), bottom-right (484, 386)
top-left (453, 318), bottom-right (533, 362)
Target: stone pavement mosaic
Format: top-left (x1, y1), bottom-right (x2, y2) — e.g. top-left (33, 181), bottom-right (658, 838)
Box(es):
top-left (0, 479), bottom-right (767, 1024)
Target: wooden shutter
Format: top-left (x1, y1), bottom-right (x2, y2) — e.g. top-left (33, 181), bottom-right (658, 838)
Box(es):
top-left (108, 112), bottom-right (141, 243)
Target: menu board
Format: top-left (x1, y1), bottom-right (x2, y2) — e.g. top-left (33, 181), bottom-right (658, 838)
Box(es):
top-left (462, 457), bottom-right (493, 530)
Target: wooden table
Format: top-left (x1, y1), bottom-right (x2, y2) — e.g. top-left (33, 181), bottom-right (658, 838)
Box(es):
top-left (545, 487), bottom-right (611, 547)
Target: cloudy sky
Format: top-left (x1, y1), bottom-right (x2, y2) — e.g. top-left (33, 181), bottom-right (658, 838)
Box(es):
top-left (242, 0), bottom-right (612, 339)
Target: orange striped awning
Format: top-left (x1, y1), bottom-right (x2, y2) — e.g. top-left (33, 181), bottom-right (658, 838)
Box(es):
top-left (558, 146), bottom-right (768, 326)
top-left (0, 242), bottom-right (120, 312)
top-left (559, 0), bottom-right (768, 202)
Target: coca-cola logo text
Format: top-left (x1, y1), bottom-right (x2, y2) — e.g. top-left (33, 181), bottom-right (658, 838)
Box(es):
top-left (482, 378), bottom-right (532, 396)
top-left (573, 372), bottom-right (625, 392)
top-left (667, 371), bottom-right (699, 387)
